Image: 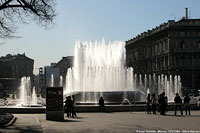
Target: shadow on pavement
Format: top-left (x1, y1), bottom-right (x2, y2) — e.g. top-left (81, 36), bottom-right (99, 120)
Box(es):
top-left (47, 119), bottom-right (82, 122)
top-left (1, 126), bottom-right (42, 133)
top-left (72, 116), bottom-right (88, 119)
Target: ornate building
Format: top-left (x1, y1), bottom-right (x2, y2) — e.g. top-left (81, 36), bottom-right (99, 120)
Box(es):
top-left (0, 53), bottom-right (34, 79)
top-left (126, 18), bottom-right (200, 94)
top-left (0, 53), bottom-right (34, 97)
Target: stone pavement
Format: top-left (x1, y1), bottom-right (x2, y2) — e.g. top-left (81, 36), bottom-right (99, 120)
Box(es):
top-left (0, 111), bottom-right (200, 133)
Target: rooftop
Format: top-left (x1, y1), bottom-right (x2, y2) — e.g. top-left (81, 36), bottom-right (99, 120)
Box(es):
top-left (0, 53), bottom-right (33, 62)
top-left (126, 18), bottom-right (200, 45)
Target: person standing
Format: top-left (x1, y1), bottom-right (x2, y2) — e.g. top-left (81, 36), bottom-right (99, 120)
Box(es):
top-left (197, 97), bottom-right (200, 108)
top-left (184, 93), bottom-right (191, 115)
top-left (151, 94), bottom-right (157, 114)
top-left (99, 96), bottom-right (105, 112)
top-left (174, 93), bottom-right (183, 115)
top-left (72, 95), bottom-right (77, 117)
top-left (158, 92), bottom-right (167, 115)
top-left (146, 93), bottom-right (152, 114)
top-left (64, 96), bottom-right (73, 117)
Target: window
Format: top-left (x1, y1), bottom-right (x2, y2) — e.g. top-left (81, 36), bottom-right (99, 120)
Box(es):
top-left (180, 41), bottom-right (185, 49)
top-left (197, 31), bottom-right (200, 37)
top-left (165, 43), bottom-right (168, 51)
top-left (181, 56), bottom-right (186, 65)
top-left (193, 57), bottom-right (197, 65)
top-left (188, 57), bottom-right (192, 65)
top-left (198, 41), bottom-right (200, 49)
top-left (176, 57), bottom-right (179, 66)
top-left (180, 32), bottom-right (185, 37)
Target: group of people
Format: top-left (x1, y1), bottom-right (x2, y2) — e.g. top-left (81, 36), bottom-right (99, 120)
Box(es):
top-left (146, 92), bottom-right (192, 115)
top-left (64, 95), bottom-right (77, 118)
top-left (64, 95), bottom-right (106, 117)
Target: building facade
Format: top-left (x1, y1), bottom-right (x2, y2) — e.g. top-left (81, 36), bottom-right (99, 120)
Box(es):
top-left (0, 53), bottom-right (34, 79)
top-left (0, 53), bottom-right (34, 97)
top-left (126, 19), bottom-right (200, 94)
top-left (54, 56), bottom-right (74, 77)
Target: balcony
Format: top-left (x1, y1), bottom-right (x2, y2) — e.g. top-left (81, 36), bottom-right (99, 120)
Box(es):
top-left (173, 48), bottom-right (200, 53)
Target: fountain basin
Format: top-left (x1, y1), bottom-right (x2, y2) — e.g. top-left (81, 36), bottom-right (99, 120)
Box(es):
top-left (0, 103), bottom-right (199, 113)
top-left (65, 91), bottom-right (145, 104)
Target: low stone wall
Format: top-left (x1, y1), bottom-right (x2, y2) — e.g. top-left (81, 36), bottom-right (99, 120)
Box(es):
top-left (0, 104), bottom-right (199, 113)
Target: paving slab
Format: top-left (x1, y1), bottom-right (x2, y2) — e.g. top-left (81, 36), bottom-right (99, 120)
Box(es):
top-left (0, 111), bottom-right (200, 133)
top-left (0, 114), bottom-right (42, 133)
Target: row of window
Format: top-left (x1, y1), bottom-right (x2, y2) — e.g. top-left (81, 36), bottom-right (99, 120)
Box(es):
top-left (173, 31), bottom-right (200, 37)
top-left (128, 55), bottom-right (200, 71)
top-left (173, 56), bottom-right (200, 66)
top-left (180, 41), bottom-right (200, 49)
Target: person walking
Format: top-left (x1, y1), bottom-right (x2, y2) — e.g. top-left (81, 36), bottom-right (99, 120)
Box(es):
top-left (146, 93), bottom-right (152, 114)
top-left (151, 94), bottom-right (157, 114)
top-left (174, 93), bottom-right (183, 115)
top-left (158, 92), bottom-right (167, 115)
top-left (72, 95), bottom-right (77, 117)
top-left (64, 96), bottom-right (73, 117)
top-left (197, 97), bottom-right (200, 109)
top-left (99, 96), bottom-right (105, 112)
top-left (184, 93), bottom-right (191, 115)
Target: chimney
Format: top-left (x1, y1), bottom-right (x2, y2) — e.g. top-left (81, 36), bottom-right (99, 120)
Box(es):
top-left (185, 8), bottom-right (188, 19)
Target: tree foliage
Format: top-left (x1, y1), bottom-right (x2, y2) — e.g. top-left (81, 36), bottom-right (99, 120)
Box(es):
top-left (0, 0), bottom-right (56, 38)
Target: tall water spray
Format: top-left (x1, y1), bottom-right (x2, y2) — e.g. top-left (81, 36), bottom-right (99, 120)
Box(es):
top-left (65, 39), bottom-right (135, 93)
top-left (59, 76), bottom-right (63, 87)
top-left (31, 86), bottom-right (37, 105)
top-left (19, 77), bottom-right (39, 106)
top-left (64, 39), bottom-right (182, 103)
top-left (20, 77), bottom-right (31, 105)
top-left (50, 74), bottom-right (54, 87)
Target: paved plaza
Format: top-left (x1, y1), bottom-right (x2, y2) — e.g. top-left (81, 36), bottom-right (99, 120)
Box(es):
top-left (0, 111), bottom-right (200, 133)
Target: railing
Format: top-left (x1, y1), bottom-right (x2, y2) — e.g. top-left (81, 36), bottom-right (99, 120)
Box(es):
top-left (173, 48), bottom-right (200, 52)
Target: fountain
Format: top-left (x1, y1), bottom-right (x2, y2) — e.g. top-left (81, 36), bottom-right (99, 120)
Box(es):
top-left (31, 87), bottom-right (38, 105)
top-left (50, 74), bottom-right (54, 87)
top-left (63, 39), bottom-right (182, 104)
top-left (17, 77), bottom-right (43, 107)
top-left (19, 77), bottom-right (31, 106)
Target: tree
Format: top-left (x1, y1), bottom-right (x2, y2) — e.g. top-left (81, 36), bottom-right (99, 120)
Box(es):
top-left (0, 0), bottom-right (56, 38)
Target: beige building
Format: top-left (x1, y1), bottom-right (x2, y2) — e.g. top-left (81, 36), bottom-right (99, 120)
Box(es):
top-left (126, 18), bottom-right (200, 94)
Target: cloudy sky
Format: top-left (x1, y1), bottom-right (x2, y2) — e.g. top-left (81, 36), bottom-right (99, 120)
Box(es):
top-left (0, 0), bottom-right (200, 74)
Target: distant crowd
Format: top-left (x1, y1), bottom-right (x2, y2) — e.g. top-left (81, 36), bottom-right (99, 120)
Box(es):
top-left (63, 93), bottom-right (200, 117)
top-left (64, 95), bottom-right (106, 117)
top-left (146, 92), bottom-right (200, 115)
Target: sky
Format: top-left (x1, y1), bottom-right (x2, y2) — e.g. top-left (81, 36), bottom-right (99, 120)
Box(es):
top-left (0, 0), bottom-right (200, 74)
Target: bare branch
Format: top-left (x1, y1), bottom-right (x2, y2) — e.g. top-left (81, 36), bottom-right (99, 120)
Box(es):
top-left (0, 0), bottom-right (56, 39)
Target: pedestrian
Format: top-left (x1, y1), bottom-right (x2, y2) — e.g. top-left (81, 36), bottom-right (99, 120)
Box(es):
top-left (3, 97), bottom-right (8, 106)
top-left (165, 95), bottom-right (168, 112)
top-left (174, 93), bottom-right (183, 115)
top-left (99, 96), bottom-right (105, 112)
top-left (157, 94), bottom-right (161, 113)
top-left (64, 96), bottom-right (73, 117)
top-left (151, 93), bottom-right (157, 114)
top-left (158, 92), bottom-right (167, 115)
top-left (146, 93), bottom-right (152, 114)
top-left (72, 95), bottom-right (77, 117)
top-left (184, 93), bottom-right (191, 115)
top-left (197, 97), bottom-right (200, 108)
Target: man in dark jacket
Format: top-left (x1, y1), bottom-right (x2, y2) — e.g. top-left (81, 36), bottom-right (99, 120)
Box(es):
top-left (184, 93), bottom-right (191, 115)
top-left (64, 96), bottom-right (73, 117)
top-left (174, 93), bottom-right (183, 115)
top-left (158, 92), bottom-right (167, 115)
top-left (99, 96), bottom-right (105, 112)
